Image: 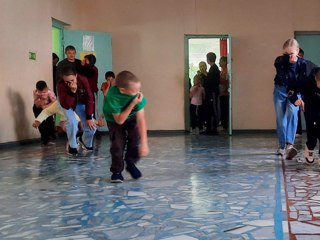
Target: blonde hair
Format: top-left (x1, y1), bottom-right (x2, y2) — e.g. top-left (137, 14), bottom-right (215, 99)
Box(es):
top-left (283, 38), bottom-right (299, 49)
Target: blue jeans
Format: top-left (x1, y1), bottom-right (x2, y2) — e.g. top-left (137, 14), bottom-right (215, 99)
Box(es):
top-left (273, 85), bottom-right (299, 149)
top-left (61, 103), bottom-right (96, 149)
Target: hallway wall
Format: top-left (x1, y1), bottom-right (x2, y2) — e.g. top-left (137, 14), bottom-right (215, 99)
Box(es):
top-left (1, 0), bottom-right (320, 143)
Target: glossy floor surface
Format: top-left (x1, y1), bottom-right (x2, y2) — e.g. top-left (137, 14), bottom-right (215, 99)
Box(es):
top-left (0, 132), bottom-right (319, 240)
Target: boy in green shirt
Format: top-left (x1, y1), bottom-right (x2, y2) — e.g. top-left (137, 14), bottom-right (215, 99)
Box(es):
top-left (103, 71), bottom-right (149, 183)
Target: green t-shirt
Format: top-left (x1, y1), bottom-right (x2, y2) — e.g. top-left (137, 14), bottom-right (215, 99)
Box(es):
top-left (103, 86), bottom-right (147, 123)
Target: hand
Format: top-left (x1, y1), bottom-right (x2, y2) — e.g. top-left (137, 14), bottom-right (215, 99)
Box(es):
top-left (294, 99), bottom-right (305, 111)
top-left (139, 143), bottom-right (149, 157)
top-left (86, 119), bottom-right (97, 130)
top-left (69, 81), bottom-right (77, 93)
top-left (32, 120), bottom-right (40, 128)
top-left (132, 92), bottom-right (143, 105)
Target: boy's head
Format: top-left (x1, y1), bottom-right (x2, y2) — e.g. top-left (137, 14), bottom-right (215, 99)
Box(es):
top-left (65, 45), bottom-right (76, 62)
top-left (206, 52), bottom-right (216, 65)
top-left (105, 71), bottom-right (115, 85)
top-left (36, 80), bottom-right (48, 91)
top-left (115, 71), bottom-right (141, 96)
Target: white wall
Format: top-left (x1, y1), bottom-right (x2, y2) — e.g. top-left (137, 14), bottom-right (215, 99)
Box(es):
top-left (1, 0), bottom-right (320, 143)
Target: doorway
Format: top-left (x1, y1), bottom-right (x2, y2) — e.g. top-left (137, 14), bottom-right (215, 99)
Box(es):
top-left (184, 35), bottom-right (232, 135)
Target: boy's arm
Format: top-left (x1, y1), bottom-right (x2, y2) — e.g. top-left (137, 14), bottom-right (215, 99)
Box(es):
top-left (112, 93), bottom-right (143, 125)
top-left (136, 109), bottom-right (149, 157)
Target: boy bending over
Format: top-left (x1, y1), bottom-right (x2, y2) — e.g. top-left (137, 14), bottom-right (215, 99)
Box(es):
top-left (103, 71), bottom-right (149, 183)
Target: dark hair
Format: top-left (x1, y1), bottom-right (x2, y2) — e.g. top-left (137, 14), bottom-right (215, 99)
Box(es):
top-left (65, 45), bottom-right (76, 52)
top-left (85, 54), bottom-right (96, 67)
top-left (314, 67), bottom-right (320, 80)
top-left (115, 71), bottom-right (139, 89)
top-left (206, 52), bottom-right (216, 63)
top-left (36, 80), bottom-right (48, 91)
top-left (105, 71), bottom-right (115, 79)
top-left (52, 53), bottom-right (59, 61)
top-left (299, 48), bottom-right (304, 57)
top-left (61, 66), bottom-right (77, 76)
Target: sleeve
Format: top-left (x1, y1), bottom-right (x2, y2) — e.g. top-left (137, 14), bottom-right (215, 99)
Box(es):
top-left (80, 77), bottom-right (95, 119)
top-left (48, 90), bottom-right (57, 102)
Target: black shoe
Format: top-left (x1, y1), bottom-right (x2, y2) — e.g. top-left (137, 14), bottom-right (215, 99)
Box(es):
top-left (67, 145), bottom-right (78, 156)
top-left (111, 173), bottom-right (124, 183)
top-left (78, 137), bottom-right (93, 151)
top-left (126, 162), bottom-right (142, 179)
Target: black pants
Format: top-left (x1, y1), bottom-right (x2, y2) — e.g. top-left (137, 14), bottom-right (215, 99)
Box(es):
top-left (220, 95), bottom-right (229, 129)
top-left (32, 105), bottom-right (55, 144)
top-left (190, 104), bottom-right (203, 129)
top-left (107, 116), bottom-right (140, 174)
top-left (203, 92), bottom-right (219, 131)
top-left (304, 111), bottom-right (320, 150)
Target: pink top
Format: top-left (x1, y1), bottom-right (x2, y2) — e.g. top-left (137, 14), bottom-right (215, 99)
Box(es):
top-left (190, 85), bottom-right (205, 105)
top-left (33, 89), bottom-right (56, 109)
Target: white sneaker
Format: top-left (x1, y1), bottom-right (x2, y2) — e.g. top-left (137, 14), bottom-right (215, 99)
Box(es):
top-left (304, 145), bottom-right (315, 164)
top-left (286, 145), bottom-right (298, 160)
top-left (277, 148), bottom-right (285, 157)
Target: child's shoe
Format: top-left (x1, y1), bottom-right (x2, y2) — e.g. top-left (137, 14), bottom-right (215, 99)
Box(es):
top-left (276, 148), bottom-right (285, 157)
top-left (126, 162), bottom-right (142, 179)
top-left (304, 145), bottom-right (315, 164)
top-left (67, 145), bottom-right (78, 156)
top-left (286, 145), bottom-right (297, 160)
top-left (78, 137), bottom-right (93, 152)
top-left (111, 173), bottom-right (124, 183)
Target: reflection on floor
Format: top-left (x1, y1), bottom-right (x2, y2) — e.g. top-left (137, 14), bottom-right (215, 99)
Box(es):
top-left (0, 132), bottom-right (319, 239)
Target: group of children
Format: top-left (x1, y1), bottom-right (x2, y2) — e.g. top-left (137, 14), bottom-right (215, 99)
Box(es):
top-left (189, 56), bottom-right (229, 135)
top-left (32, 46), bottom-right (149, 183)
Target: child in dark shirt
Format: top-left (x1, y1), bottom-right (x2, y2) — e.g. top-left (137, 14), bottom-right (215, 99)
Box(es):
top-left (298, 67), bottom-right (320, 164)
top-left (103, 71), bottom-right (149, 183)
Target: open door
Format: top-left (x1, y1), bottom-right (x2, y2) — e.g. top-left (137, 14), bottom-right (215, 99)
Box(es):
top-left (64, 30), bottom-right (112, 131)
top-left (184, 34), bottom-right (233, 135)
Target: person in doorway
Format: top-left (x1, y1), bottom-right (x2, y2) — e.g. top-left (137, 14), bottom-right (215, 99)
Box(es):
top-left (57, 66), bottom-right (96, 156)
top-left (202, 52), bottom-right (220, 135)
top-left (52, 53), bottom-right (59, 95)
top-left (103, 71), bottom-right (149, 183)
top-left (197, 61), bottom-right (208, 85)
top-left (189, 74), bottom-right (205, 134)
top-left (32, 80), bottom-right (56, 145)
top-left (273, 38), bottom-right (307, 159)
top-left (219, 56), bottom-right (229, 131)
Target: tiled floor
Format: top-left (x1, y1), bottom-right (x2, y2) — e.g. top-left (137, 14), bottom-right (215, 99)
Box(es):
top-left (0, 132), bottom-right (319, 240)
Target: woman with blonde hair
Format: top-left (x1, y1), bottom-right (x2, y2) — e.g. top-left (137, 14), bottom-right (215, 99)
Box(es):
top-left (273, 38), bottom-right (307, 159)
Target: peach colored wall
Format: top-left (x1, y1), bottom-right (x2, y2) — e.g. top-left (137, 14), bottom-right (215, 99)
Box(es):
top-left (1, 0), bottom-right (320, 143)
top-left (0, 0), bottom-right (82, 143)
top-left (76, 0), bottom-right (320, 131)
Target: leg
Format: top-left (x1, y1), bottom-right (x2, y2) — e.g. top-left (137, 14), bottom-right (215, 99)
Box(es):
top-left (190, 104), bottom-right (197, 130)
top-left (124, 116), bottom-right (142, 179)
top-left (107, 121), bottom-right (126, 174)
top-left (286, 101), bottom-right (299, 145)
top-left (273, 86), bottom-right (287, 149)
top-left (75, 103), bottom-right (96, 148)
top-left (61, 107), bottom-right (78, 149)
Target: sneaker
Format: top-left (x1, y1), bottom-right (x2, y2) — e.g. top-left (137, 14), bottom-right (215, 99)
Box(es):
top-left (277, 148), bottom-right (285, 157)
top-left (304, 145), bottom-right (315, 164)
top-left (126, 162), bottom-right (142, 179)
top-left (67, 145), bottom-right (78, 156)
top-left (78, 137), bottom-right (93, 152)
top-left (286, 145), bottom-right (298, 160)
top-left (111, 173), bottom-right (124, 183)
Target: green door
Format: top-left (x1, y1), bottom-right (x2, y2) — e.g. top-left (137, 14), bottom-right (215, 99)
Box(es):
top-left (64, 30), bottom-right (112, 131)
